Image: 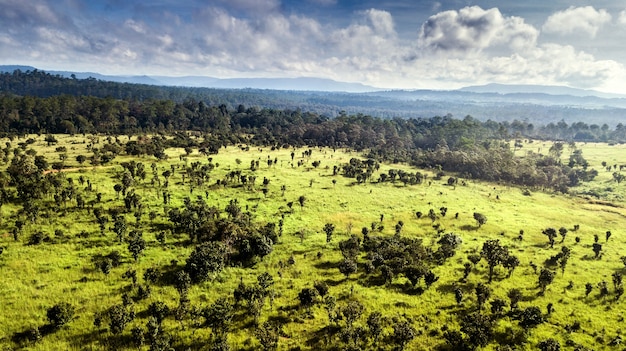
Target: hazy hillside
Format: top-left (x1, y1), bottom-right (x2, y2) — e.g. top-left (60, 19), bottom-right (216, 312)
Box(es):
top-left (2, 65), bottom-right (626, 126)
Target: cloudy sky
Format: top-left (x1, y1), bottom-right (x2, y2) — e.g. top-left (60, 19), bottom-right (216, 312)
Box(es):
top-left (2, 0), bottom-right (626, 93)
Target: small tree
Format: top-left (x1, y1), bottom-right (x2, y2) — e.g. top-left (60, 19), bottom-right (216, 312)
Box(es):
top-left (147, 301), bottom-right (170, 325)
top-left (185, 242), bottom-right (227, 283)
top-left (255, 321), bottom-right (280, 351)
top-left (481, 239), bottom-right (509, 283)
top-left (323, 223), bottom-right (335, 244)
top-left (542, 228), bottom-right (557, 248)
top-left (367, 311), bottom-right (384, 341)
top-left (537, 338), bottom-right (561, 351)
top-left (558, 227), bottom-right (568, 243)
top-left (297, 195), bottom-right (306, 209)
top-left (47, 302), bottom-right (75, 329)
top-left (461, 312), bottom-right (493, 348)
top-left (298, 287), bottom-right (318, 310)
top-left (203, 297), bottom-right (233, 337)
top-left (339, 259), bottom-right (357, 279)
top-left (127, 230), bottom-right (146, 262)
top-left (392, 320), bottom-right (416, 351)
top-left (538, 268), bottom-right (555, 293)
top-left (475, 283), bottom-right (491, 310)
top-left (507, 288), bottom-right (523, 310)
top-left (592, 243), bottom-right (602, 259)
top-left (518, 306), bottom-right (544, 330)
top-left (473, 212), bottom-right (487, 227)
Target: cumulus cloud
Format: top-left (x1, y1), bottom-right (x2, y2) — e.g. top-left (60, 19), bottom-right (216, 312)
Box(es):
top-left (542, 6), bottom-right (611, 38)
top-left (417, 6), bottom-right (538, 55)
top-left (0, 1), bottom-right (624, 92)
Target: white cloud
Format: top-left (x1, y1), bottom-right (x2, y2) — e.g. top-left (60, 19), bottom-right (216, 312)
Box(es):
top-left (417, 6), bottom-right (538, 55)
top-left (1, 1), bottom-right (625, 93)
top-left (542, 6), bottom-right (611, 38)
top-left (619, 10), bottom-right (626, 25)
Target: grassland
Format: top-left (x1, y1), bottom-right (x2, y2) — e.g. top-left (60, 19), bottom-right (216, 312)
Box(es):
top-left (1, 135), bottom-right (626, 350)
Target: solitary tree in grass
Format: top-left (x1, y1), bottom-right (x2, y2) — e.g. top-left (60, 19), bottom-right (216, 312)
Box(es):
top-left (592, 243), bottom-right (602, 259)
top-left (47, 303), bottom-right (75, 329)
top-left (507, 288), bottom-right (522, 310)
top-left (473, 212), bottom-right (487, 228)
top-left (538, 268), bottom-right (555, 293)
top-left (298, 195), bottom-right (306, 209)
top-left (339, 259), bottom-right (357, 279)
top-left (298, 287), bottom-right (318, 311)
top-left (542, 228), bottom-right (557, 248)
top-left (481, 239), bottom-right (509, 283)
top-left (127, 230), bottom-right (146, 262)
top-left (323, 223), bottom-right (335, 244)
top-left (559, 227), bottom-right (568, 243)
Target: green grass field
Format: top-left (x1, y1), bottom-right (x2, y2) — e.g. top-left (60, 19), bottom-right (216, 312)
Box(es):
top-left (1, 135), bottom-right (626, 350)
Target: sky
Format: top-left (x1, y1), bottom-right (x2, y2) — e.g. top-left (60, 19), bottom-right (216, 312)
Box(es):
top-left (2, 0), bottom-right (626, 93)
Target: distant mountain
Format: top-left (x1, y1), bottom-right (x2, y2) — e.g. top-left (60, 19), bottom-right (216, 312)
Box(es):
top-left (3, 65), bottom-right (626, 125)
top-left (460, 83), bottom-right (626, 99)
top-left (151, 76), bottom-right (380, 92)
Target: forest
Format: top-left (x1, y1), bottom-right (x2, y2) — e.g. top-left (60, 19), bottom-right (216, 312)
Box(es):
top-left (1, 70), bottom-right (626, 350)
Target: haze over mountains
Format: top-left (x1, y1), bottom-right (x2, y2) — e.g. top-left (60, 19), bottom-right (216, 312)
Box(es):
top-left (2, 65), bottom-right (626, 126)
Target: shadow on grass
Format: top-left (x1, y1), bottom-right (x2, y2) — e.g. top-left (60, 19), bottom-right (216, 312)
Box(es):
top-left (306, 325), bottom-right (342, 351)
top-left (313, 260), bottom-right (338, 270)
top-left (459, 224), bottom-right (478, 231)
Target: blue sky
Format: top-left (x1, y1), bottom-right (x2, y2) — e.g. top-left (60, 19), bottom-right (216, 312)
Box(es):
top-left (2, 0), bottom-right (626, 93)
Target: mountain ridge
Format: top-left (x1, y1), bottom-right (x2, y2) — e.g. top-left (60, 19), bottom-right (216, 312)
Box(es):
top-left (4, 65), bottom-right (626, 98)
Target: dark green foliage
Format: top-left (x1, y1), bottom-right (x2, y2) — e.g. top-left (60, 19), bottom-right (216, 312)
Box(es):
top-left (313, 280), bottom-right (329, 297)
top-left (507, 288), bottom-right (523, 310)
top-left (490, 298), bottom-right (507, 315)
top-left (542, 228), bottom-right (557, 248)
top-left (298, 287), bottom-right (318, 310)
top-left (460, 312), bottom-right (493, 348)
top-left (323, 223), bottom-right (335, 243)
top-left (517, 306), bottom-right (544, 330)
top-left (144, 267), bottom-right (161, 285)
top-left (203, 297), bottom-right (233, 336)
top-left (174, 271), bottom-right (191, 297)
top-left (185, 242), bottom-right (227, 283)
top-left (392, 320), bottom-right (416, 350)
top-left (473, 212), bottom-right (487, 227)
top-left (106, 304), bottom-right (134, 335)
top-left (127, 230), bottom-right (146, 262)
top-left (147, 301), bottom-right (170, 325)
top-left (366, 311), bottom-right (384, 340)
top-left (537, 338), bottom-right (560, 351)
top-left (341, 300), bottom-right (365, 328)
top-left (481, 239), bottom-right (509, 283)
top-left (255, 321), bottom-right (280, 351)
top-left (46, 303), bottom-right (75, 329)
top-left (538, 268), bottom-right (555, 293)
top-left (475, 283), bottom-right (491, 310)
top-left (592, 243), bottom-right (602, 259)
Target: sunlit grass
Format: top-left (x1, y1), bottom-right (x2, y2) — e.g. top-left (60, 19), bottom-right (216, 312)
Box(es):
top-left (0, 134), bottom-right (625, 350)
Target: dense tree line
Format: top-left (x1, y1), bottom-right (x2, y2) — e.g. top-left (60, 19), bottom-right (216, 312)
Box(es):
top-left (0, 70), bottom-right (607, 192)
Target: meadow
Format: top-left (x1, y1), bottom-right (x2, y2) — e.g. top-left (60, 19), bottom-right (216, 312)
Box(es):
top-left (1, 134), bottom-right (626, 350)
